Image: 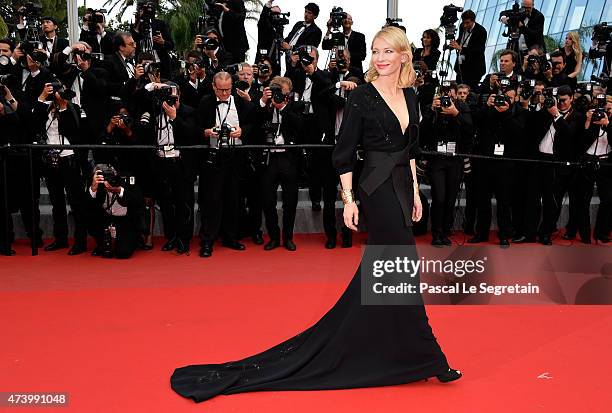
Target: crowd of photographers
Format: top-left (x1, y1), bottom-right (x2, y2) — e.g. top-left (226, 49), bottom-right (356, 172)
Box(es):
top-left (0, 0), bottom-right (611, 258)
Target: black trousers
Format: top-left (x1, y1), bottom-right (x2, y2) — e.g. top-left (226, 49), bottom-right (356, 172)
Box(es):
top-left (427, 157), bottom-right (463, 238)
top-left (320, 148), bottom-right (351, 241)
top-left (155, 157), bottom-right (195, 246)
top-left (463, 171), bottom-right (477, 234)
top-left (199, 162), bottom-right (240, 245)
top-left (44, 155), bottom-right (87, 245)
top-left (91, 214), bottom-right (139, 259)
top-left (7, 154), bottom-right (43, 242)
top-left (474, 160), bottom-right (514, 240)
top-left (302, 114), bottom-right (322, 205)
top-left (574, 160), bottom-right (612, 239)
top-left (261, 151), bottom-right (299, 242)
top-left (239, 153), bottom-right (263, 238)
top-left (524, 158), bottom-right (571, 239)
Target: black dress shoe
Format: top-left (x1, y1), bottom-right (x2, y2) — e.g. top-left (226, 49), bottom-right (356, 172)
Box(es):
top-left (539, 236), bottom-right (553, 246)
top-left (512, 235), bottom-right (535, 243)
top-left (68, 243), bottom-right (87, 255)
top-left (283, 239), bottom-right (297, 251)
top-left (561, 232), bottom-right (576, 240)
top-left (467, 235), bottom-right (488, 244)
top-left (341, 234), bottom-right (352, 248)
top-left (431, 237), bottom-right (445, 247)
top-left (436, 368), bottom-right (462, 383)
top-left (1, 247), bottom-right (16, 256)
top-left (176, 240), bottom-right (190, 255)
top-left (499, 239), bottom-right (510, 248)
top-left (264, 239), bottom-right (280, 250)
top-left (311, 202), bottom-right (322, 212)
top-left (91, 246), bottom-right (103, 257)
top-left (161, 238), bottom-right (178, 251)
top-left (199, 243), bottom-right (213, 257)
top-left (252, 233), bottom-right (264, 245)
top-left (138, 240), bottom-right (154, 251)
top-left (222, 240), bottom-right (246, 250)
top-left (325, 238), bottom-right (336, 249)
top-left (44, 240), bottom-right (69, 251)
top-left (594, 236), bottom-right (610, 244)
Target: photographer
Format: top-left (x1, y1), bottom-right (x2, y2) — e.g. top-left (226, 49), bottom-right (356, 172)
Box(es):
top-left (544, 50), bottom-right (577, 90)
top-left (131, 0), bottom-right (175, 78)
top-left (573, 96), bottom-right (612, 243)
top-left (420, 81), bottom-right (474, 246)
top-left (32, 81), bottom-right (88, 255)
top-left (326, 47), bottom-right (363, 83)
top-left (0, 39), bottom-right (18, 74)
top-left (197, 71), bottom-right (254, 258)
top-left (322, 10), bottom-right (367, 74)
top-left (450, 10), bottom-right (487, 90)
top-left (469, 82), bottom-right (528, 246)
top-left (479, 49), bottom-right (518, 95)
top-left (142, 81), bottom-right (197, 254)
top-left (88, 165), bottom-right (146, 258)
top-left (105, 32), bottom-right (141, 98)
top-left (282, 3), bottom-right (323, 54)
top-left (257, 76), bottom-right (304, 251)
top-left (500, 0), bottom-right (545, 54)
top-left (517, 85), bottom-right (585, 245)
top-left (17, 14), bottom-right (69, 70)
top-left (521, 45), bottom-right (548, 81)
top-left (0, 85), bottom-right (21, 255)
top-left (80, 9), bottom-right (115, 56)
top-left (212, 0), bottom-right (248, 64)
top-left (286, 45), bottom-right (333, 213)
top-left (413, 29), bottom-right (441, 75)
top-left (195, 29), bottom-right (233, 72)
top-left (252, 56), bottom-right (274, 92)
top-left (175, 50), bottom-right (209, 108)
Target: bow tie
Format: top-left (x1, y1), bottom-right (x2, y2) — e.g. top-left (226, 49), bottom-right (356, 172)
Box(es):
top-left (46, 38), bottom-right (54, 43)
top-left (216, 100), bottom-right (229, 105)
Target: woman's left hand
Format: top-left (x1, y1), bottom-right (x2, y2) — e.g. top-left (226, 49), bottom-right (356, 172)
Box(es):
top-left (412, 193), bottom-right (422, 222)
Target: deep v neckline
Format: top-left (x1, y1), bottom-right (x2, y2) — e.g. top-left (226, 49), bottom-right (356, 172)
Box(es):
top-left (369, 83), bottom-right (410, 135)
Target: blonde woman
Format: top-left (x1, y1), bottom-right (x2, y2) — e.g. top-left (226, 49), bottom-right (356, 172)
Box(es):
top-left (171, 27), bottom-right (461, 403)
top-left (563, 31), bottom-right (583, 78)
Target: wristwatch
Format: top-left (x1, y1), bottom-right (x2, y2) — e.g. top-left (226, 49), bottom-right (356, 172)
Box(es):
top-left (7, 98), bottom-right (16, 105)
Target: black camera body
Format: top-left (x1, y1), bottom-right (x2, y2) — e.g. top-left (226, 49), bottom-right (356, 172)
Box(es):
top-left (500, 1), bottom-right (528, 39)
top-left (152, 85), bottom-right (178, 106)
top-left (262, 121), bottom-right (280, 144)
top-left (19, 1), bottom-right (43, 19)
top-left (591, 22), bottom-right (612, 57)
top-left (439, 80), bottom-right (453, 108)
top-left (203, 37), bottom-right (219, 51)
top-left (519, 79), bottom-right (536, 99)
top-left (543, 87), bottom-right (558, 109)
top-left (270, 11), bottom-right (290, 28)
top-left (592, 94), bottom-right (608, 122)
top-left (269, 84), bottom-right (287, 104)
top-left (296, 46), bottom-right (315, 67)
top-left (96, 164), bottom-right (125, 188)
top-left (335, 46), bottom-right (348, 71)
top-left (440, 4), bottom-right (463, 40)
top-left (137, 1), bottom-right (156, 21)
top-left (213, 122), bottom-right (236, 146)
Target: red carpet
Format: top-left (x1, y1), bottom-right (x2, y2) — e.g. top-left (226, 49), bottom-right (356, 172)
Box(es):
top-left (1, 234), bottom-right (611, 412)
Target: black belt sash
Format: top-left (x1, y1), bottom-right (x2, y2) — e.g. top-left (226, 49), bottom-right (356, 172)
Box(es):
top-left (360, 145), bottom-right (413, 227)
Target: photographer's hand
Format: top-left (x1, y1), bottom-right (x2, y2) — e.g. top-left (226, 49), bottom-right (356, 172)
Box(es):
top-left (153, 33), bottom-right (165, 46)
top-left (281, 41), bottom-right (291, 51)
top-left (289, 52), bottom-right (299, 66)
top-left (448, 40), bottom-right (461, 51)
top-left (261, 87), bottom-right (272, 105)
top-left (39, 83), bottom-right (54, 102)
top-left (215, 2), bottom-right (230, 12)
top-left (486, 94), bottom-right (495, 107)
top-left (162, 101), bottom-right (177, 120)
top-left (548, 104), bottom-right (560, 118)
top-left (585, 109), bottom-right (593, 129)
top-left (339, 81), bottom-right (357, 91)
top-left (92, 171), bottom-right (104, 192)
top-left (594, 113), bottom-right (609, 127)
top-left (56, 93), bottom-right (69, 110)
top-left (303, 63), bottom-right (315, 76)
top-left (76, 54), bottom-right (91, 72)
top-left (104, 181), bottom-right (122, 194)
top-left (204, 128), bottom-right (219, 139)
top-left (134, 64), bottom-right (145, 80)
top-left (230, 125), bottom-right (242, 139)
top-left (107, 115), bottom-right (119, 133)
top-left (236, 88), bottom-right (251, 102)
top-left (441, 101), bottom-right (459, 117)
top-left (431, 96), bottom-right (441, 111)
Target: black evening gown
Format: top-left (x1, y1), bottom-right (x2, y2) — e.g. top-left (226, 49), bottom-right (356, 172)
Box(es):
top-left (170, 83), bottom-right (451, 402)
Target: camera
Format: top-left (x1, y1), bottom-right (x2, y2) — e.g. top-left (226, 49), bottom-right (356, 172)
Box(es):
top-left (335, 46), bottom-right (348, 71)
top-left (118, 113), bottom-right (133, 128)
top-left (152, 85), bottom-right (178, 106)
top-left (18, 1), bottom-right (43, 19)
top-left (296, 46), bottom-right (315, 67)
top-left (438, 80), bottom-right (453, 108)
top-left (72, 49), bottom-right (92, 62)
top-left (137, 1), bottom-right (156, 21)
top-left (203, 37), bottom-right (219, 51)
top-left (0, 74), bottom-right (16, 88)
top-left (213, 122), bottom-right (236, 146)
top-left (329, 6), bottom-right (348, 46)
top-left (440, 4), bottom-right (463, 41)
top-left (384, 17), bottom-right (403, 28)
top-left (84, 8), bottom-right (107, 27)
top-left (592, 94), bottom-right (608, 122)
top-left (18, 41), bottom-right (47, 63)
top-left (262, 121), bottom-right (280, 144)
top-left (591, 22), bottom-right (612, 58)
top-left (143, 61), bottom-right (161, 77)
top-left (500, 1), bottom-right (528, 40)
top-left (526, 53), bottom-right (551, 72)
top-left (96, 164), bottom-right (125, 188)
top-left (543, 87), bottom-right (558, 109)
top-left (269, 84), bottom-right (287, 104)
top-left (519, 79), bottom-right (536, 99)
top-left (270, 10), bottom-right (290, 29)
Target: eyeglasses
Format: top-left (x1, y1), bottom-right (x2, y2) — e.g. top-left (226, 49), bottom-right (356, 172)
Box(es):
top-left (557, 98), bottom-right (570, 103)
top-left (215, 87), bottom-right (232, 93)
top-left (124, 42), bottom-right (136, 47)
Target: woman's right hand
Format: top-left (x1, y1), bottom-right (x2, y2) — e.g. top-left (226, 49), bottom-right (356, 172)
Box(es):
top-left (343, 202), bottom-right (359, 231)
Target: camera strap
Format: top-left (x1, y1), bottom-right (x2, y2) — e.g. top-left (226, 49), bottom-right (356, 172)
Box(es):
top-left (105, 192), bottom-right (118, 216)
top-left (215, 96), bottom-right (232, 127)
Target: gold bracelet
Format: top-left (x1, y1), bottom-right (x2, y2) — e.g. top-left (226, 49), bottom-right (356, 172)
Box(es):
top-left (340, 189), bottom-right (355, 205)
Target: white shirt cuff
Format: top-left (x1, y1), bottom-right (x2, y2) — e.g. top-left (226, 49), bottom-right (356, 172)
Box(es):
top-left (63, 46), bottom-right (72, 56)
top-left (89, 187), bottom-right (96, 197)
top-left (119, 187), bottom-right (125, 198)
top-left (145, 83), bottom-right (155, 92)
top-left (259, 99), bottom-right (267, 107)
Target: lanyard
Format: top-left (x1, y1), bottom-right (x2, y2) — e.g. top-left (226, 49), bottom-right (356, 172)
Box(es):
top-left (216, 96), bottom-right (232, 127)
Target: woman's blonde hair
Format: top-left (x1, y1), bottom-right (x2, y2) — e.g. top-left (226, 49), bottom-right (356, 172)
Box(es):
top-left (566, 31), bottom-right (583, 62)
top-left (365, 26), bottom-right (416, 88)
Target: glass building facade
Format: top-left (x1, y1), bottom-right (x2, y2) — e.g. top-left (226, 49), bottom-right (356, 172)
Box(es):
top-left (463, 0), bottom-right (612, 77)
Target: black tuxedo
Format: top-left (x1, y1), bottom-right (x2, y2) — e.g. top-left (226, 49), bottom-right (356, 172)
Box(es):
top-left (322, 30), bottom-right (367, 72)
top-left (521, 9), bottom-right (545, 50)
top-left (79, 29), bottom-right (115, 55)
top-left (284, 22), bottom-right (323, 48)
top-left (196, 94), bottom-right (255, 246)
top-left (454, 22), bottom-right (487, 89)
top-left (103, 52), bottom-right (140, 103)
top-left (218, 0), bottom-right (249, 63)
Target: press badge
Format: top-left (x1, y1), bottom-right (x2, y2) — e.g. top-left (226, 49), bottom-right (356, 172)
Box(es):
top-left (446, 142), bottom-right (456, 155)
top-left (437, 142), bottom-right (446, 153)
top-left (494, 144), bottom-right (505, 156)
top-left (80, 108), bottom-right (87, 118)
top-left (163, 145), bottom-right (176, 157)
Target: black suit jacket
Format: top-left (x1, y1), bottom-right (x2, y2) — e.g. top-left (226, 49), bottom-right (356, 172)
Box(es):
top-left (79, 29), bottom-right (116, 55)
top-left (475, 105), bottom-right (528, 158)
top-left (255, 100), bottom-right (305, 145)
top-left (284, 22), bottom-right (323, 48)
top-left (521, 9), bottom-right (545, 50)
top-left (322, 30), bottom-right (367, 72)
top-left (528, 108), bottom-right (585, 160)
top-left (88, 184), bottom-right (146, 237)
top-left (32, 100), bottom-right (81, 145)
top-left (454, 22), bottom-right (487, 81)
top-left (218, 0), bottom-right (249, 60)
